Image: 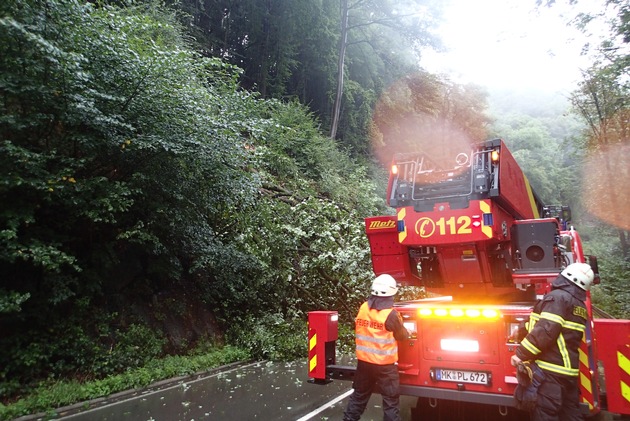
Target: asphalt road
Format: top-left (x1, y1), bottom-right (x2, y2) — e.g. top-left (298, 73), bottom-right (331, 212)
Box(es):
top-left (20, 362), bottom-right (360, 421)
top-left (19, 360), bottom-right (390, 421)
top-left (16, 360), bottom-right (622, 421)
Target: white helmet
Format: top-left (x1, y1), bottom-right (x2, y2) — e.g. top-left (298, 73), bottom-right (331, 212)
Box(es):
top-left (561, 263), bottom-right (595, 291)
top-left (371, 274), bottom-right (398, 297)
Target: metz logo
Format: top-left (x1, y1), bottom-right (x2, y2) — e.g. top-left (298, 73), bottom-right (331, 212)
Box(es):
top-left (368, 220), bottom-right (396, 230)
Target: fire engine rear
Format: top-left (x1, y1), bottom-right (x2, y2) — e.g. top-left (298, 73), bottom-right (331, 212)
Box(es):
top-left (308, 139), bottom-right (630, 419)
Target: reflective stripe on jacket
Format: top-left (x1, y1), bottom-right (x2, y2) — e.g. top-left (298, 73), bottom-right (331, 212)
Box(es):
top-left (355, 302), bottom-right (398, 365)
top-left (516, 279), bottom-right (587, 378)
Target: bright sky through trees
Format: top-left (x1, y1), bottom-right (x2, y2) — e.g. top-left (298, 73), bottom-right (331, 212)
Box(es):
top-left (421, 0), bottom-right (602, 91)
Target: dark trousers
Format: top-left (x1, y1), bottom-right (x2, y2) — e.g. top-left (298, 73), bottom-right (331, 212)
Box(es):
top-left (343, 360), bottom-right (401, 421)
top-left (531, 372), bottom-right (583, 421)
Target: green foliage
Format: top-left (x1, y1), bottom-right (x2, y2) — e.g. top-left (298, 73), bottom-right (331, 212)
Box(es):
top-left (0, 0), bottom-right (259, 306)
top-left (93, 324), bottom-right (166, 376)
top-left (396, 285), bottom-right (428, 302)
top-left (336, 320), bottom-right (358, 356)
top-left (228, 314), bottom-right (307, 361)
top-left (197, 97), bottom-right (385, 326)
top-left (0, 345), bottom-right (249, 420)
top-left (0, 0), bottom-right (264, 396)
top-left (578, 224), bottom-right (630, 318)
top-left (0, 0), bottom-right (417, 411)
top-left (565, 2), bottom-right (630, 319)
top-left (489, 110), bottom-right (581, 205)
top-left (0, 305), bottom-right (166, 397)
top-left (0, 290), bottom-right (30, 313)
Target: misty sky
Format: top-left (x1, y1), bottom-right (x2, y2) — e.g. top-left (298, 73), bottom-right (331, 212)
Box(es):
top-left (420, 0), bottom-right (603, 92)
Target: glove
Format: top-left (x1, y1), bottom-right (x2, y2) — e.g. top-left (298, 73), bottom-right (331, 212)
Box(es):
top-left (516, 361), bottom-right (533, 387)
top-left (513, 361), bottom-right (544, 412)
top-left (511, 354), bottom-right (522, 367)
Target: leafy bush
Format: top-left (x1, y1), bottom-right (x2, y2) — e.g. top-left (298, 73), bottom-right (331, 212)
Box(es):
top-left (92, 324), bottom-right (166, 376)
top-left (228, 314), bottom-right (307, 361)
top-left (0, 0), bottom-right (386, 406)
top-left (0, 345), bottom-right (249, 420)
top-left (336, 322), bottom-right (358, 357)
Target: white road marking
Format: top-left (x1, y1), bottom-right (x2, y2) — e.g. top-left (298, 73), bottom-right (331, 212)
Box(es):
top-left (295, 388), bottom-right (354, 421)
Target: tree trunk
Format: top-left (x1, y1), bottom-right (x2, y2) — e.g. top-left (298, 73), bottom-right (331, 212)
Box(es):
top-left (330, 0), bottom-right (349, 139)
top-left (619, 229), bottom-right (629, 260)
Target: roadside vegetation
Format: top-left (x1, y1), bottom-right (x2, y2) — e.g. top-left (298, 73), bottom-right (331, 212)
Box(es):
top-left (1, 344), bottom-right (248, 420)
top-left (0, 0), bottom-right (627, 419)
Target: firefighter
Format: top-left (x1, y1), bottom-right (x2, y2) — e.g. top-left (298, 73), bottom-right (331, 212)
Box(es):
top-left (510, 262), bottom-right (595, 421)
top-left (343, 274), bottom-right (410, 421)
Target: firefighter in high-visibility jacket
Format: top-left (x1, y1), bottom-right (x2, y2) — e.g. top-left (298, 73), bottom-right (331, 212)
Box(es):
top-left (511, 262), bottom-right (595, 421)
top-left (343, 274), bottom-right (410, 421)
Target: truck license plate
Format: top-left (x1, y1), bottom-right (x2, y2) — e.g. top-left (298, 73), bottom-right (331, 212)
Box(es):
top-left (435, 368), bottom-right (490, 385)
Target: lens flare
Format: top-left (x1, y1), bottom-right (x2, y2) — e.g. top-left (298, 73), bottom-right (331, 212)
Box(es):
top-left (583, 143), bottom-right (630, 230)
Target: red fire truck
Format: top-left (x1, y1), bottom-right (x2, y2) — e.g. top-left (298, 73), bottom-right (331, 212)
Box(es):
top-left (308, 139), bottom-right (630, 419)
